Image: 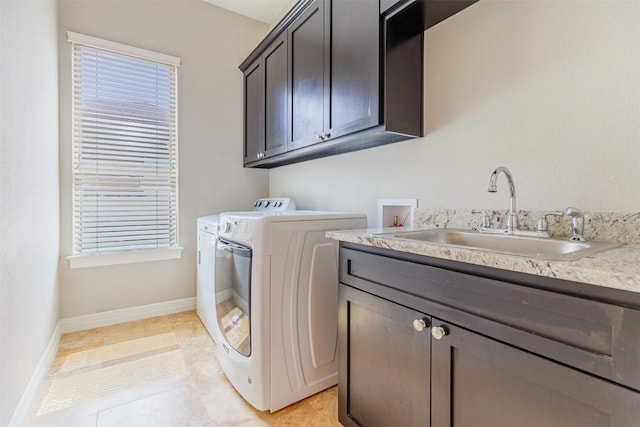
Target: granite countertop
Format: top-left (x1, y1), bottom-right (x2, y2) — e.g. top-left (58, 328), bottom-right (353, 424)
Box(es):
top-left (327, 227), bottom-right (640, 294)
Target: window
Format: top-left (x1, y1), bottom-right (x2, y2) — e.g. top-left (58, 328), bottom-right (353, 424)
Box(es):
top-left (67, 32), bottom-right (181, 268)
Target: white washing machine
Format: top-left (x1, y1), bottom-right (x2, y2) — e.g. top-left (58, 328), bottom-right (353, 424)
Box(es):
top-left (196, 199), bottom-right (296, 342)
top-left (196, 215), bottom-right (220, 341)
top-left (215, 209), bottom-right (366, 412)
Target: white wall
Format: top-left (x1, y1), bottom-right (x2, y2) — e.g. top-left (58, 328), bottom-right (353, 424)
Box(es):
top-left (0, 0), bottom-right (60, 424)
top-left (57, 0), bottom-right (269, 317)
top-left (270, 0), bottom-right (640, 226)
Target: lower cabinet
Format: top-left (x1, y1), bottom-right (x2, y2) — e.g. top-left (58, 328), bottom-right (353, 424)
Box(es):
top-left (338, 245), bottom-right (640, 427)
top-left (338, 285), bottom-right (430, 427)
top-left (431, 319), bottom-right (638, 427)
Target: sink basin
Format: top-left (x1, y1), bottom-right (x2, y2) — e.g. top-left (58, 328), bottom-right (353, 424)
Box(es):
top-left (375, 228), bottom-right (622, 261)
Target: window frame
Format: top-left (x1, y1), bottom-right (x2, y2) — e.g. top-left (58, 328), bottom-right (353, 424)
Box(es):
top-left (66, 32), bottom-right (182, 269)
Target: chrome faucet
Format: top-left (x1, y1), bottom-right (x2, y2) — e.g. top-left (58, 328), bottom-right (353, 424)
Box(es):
top-left (564, 207), bottom-right (585, 241)
top-left (488, 166), bottom-right (519, 233)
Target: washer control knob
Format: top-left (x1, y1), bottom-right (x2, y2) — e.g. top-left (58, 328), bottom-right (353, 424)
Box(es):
top-left (264, 201), bottom-right (270, 207)
top-left (222, 221), bottom-right (232, 233)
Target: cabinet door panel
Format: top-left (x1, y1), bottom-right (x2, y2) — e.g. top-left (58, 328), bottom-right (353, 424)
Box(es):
top-left (329, 0), bottom-right (380, 138)
top-left (289, 0), bottom-right (326, 148)
top-left (243, 60), bottom-right (263, 163)
top-left (264, 35), bottom-right (288, 156)
top-left (431, 320), bottom-right (640, 427)
top-left (339, 284), bottom-right (430, 427)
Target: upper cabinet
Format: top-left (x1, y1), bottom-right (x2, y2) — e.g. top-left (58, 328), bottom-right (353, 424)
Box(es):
top-left (243, 58), bottom-right (263, 164)
top-left (240, 0), bottom-right (479, 168)
top-left (328, 0), bottom-right (380, 140)
top-left (288, 0), bottom-right (380, 152)
top-left (243, 33), bottom-right (288, 163)
top-left (288, 0), bottom-right (328, 150)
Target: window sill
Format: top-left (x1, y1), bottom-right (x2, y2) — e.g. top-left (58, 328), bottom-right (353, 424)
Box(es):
top-left (67, 247), bottom-right (183, 269)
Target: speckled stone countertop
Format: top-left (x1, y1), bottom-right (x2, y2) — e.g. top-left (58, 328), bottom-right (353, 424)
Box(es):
top-left (327, 209), bottom-right (640, 294)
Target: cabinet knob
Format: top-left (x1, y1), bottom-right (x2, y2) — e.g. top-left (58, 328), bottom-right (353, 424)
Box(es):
top-left (317, 133), bottom-right (324, 140)
top-left (323, 132), bottom-right (331, 139)
top-left (431, 326), bottom-right (448, 340)
top-left (412, 318), bottom-right (428, 332)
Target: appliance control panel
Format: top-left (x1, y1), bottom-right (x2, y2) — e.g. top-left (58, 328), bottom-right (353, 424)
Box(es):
top-left (252, 198), bottom-right (296, 211)
top-left (218, 218), bottom-right (255, 244)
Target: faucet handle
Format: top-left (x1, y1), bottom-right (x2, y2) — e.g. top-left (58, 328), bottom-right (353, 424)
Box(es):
top-left (536, 211), bottom-right (564, 236)
top-left (472, 210), bottom-right (491, 229)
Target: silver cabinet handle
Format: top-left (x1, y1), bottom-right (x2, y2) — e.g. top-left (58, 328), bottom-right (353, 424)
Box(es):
top-left (431, 326), bottom-right (448, 340)
top-left (413, 318), bottom-right (428, 332)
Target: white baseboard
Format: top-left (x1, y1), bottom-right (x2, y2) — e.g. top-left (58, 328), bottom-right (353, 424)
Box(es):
top-left (8, 323), bottom-right (61, 427)
top-left (59, 297), bottom-right (197, 333)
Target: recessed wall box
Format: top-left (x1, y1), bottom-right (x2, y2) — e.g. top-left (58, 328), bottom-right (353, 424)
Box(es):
top-left (377, 198), bottom-right (417, 228)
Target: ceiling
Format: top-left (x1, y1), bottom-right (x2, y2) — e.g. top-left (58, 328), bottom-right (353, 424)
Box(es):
top-left (202, 0), bottom-right (295, 24)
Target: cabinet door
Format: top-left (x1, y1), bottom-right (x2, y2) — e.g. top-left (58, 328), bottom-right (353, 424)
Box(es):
top-left (431, 319), bottom-right (640, 427)
top-left (263, 34), bottom-right (288, 157)
top-left (338, 284), bottom-right (431, 427)
top-left (328, 0), bottom-right (380, 139)
top-left (243, 59), bottom-right (263, 164)
top-left (288, 0), bottom-right (327, 149)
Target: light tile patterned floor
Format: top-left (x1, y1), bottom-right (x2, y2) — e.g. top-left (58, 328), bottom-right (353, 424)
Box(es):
top-left (27, 310), bottom-right (339, 426)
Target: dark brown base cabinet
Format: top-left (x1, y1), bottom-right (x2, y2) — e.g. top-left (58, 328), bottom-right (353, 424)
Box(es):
top-left (338, 243), bottom-right (640, 427)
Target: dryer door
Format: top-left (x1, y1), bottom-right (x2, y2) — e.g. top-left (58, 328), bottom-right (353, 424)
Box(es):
top-left (215, 238), bottom-right (252, 356)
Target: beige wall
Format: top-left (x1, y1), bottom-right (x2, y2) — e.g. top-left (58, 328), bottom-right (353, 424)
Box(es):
top-left (57, 0), bottom-right (269, 317)
top-left (0, 0), bottom-right (60, 424)
top-left (270, 0), bottom-right (640, 226)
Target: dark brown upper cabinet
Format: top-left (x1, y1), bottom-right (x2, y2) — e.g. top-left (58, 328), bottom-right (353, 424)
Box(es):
top-left (288, 0), bottom-right (328, 150)
top-left (288, 0), bottom-right (380, 152)
top-left (240, 0), bottom-right (479, 168)
top-left (243, 33), bottom-right (288, 164)
top-left (243, 58), bottom-right (263, 164)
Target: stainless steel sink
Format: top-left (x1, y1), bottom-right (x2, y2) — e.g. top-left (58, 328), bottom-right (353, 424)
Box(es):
top-left (375, 228), bottom-right (622, 261)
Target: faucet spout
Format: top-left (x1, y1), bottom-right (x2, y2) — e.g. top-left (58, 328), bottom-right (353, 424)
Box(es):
top-left (488, 166), bottom-right (519, 232)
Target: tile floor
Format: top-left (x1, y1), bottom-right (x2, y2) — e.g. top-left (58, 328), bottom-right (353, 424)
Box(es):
top-left (27, 310), bottom-right (339, 426)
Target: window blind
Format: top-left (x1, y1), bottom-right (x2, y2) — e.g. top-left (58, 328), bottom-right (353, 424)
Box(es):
top-left (71, 38), bottom-right (179, 254)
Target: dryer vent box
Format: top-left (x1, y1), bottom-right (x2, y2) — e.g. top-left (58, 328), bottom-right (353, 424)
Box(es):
top-left (377, 198), bottom-right (417, 229)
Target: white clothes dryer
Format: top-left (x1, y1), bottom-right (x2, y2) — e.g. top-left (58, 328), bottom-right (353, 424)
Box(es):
top-left (215, 210), bottom-right (367, 412)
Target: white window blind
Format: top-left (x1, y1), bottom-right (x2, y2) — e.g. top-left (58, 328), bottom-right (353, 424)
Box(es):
top-left (70, 34), bottom-right (180, 255)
